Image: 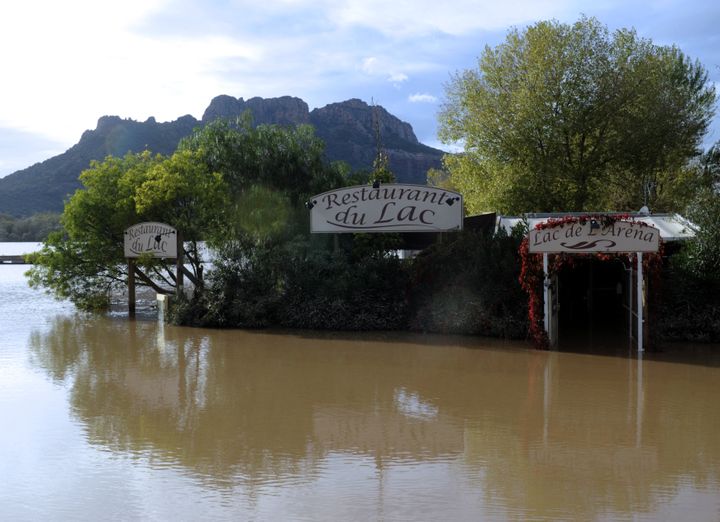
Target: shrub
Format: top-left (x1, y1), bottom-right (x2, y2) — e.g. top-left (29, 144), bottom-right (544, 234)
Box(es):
top-left (170, 229), bottom-right (529, 338)
top-left (408, 229), bottom-right (528, 338)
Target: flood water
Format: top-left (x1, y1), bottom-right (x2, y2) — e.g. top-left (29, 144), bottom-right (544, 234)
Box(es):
top-left (2, 256), bottom-right (720, 521)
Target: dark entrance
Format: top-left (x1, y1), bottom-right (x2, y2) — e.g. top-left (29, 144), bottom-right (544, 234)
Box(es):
top-left (557, 257), bottom-right (629, 351)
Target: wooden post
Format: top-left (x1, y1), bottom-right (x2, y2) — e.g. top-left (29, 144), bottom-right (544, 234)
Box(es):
top-left (175, 230), bottom-right (184, 297)
top-left (128, 258), bottom-right (136, 318)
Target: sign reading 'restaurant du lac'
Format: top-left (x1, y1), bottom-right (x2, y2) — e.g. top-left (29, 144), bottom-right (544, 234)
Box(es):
top-left (309, 184), bottom-right (463, 233)
top-left (528, 219), bottom-right (660, 254)
top-left (124, 222), bottom-right (177, 258)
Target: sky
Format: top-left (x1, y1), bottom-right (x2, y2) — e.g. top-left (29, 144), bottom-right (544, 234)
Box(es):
top-left (1, 0), bottom-right (719, 178)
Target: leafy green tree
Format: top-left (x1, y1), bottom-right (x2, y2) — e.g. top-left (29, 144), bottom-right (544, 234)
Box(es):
top-left (653, 142), bottom-right (720, 342)
top-left (27, 120), bottom-right (349, 311)
top-left (675, 142), bottom-right (720, 278)
top-left (179, 117), bottom-right (343, 201)
top-left (0, 212), bottom-right (61, 241)
top-left (439, 16), bottom-right (716, 214)
top-left (134, 148), bottom-right (229, 276)
top-left (27, 151), bottom-right (227, 310)
top-left (179, 117), bottom-right (346, 243)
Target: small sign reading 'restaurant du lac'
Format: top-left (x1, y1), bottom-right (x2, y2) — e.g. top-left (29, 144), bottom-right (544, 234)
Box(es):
top-left (309, 184), bottom-right (463, 233)
top-left (124, 222), bottom-right (177, 258)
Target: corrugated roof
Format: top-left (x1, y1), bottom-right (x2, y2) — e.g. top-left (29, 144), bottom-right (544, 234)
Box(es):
top-left (496, 213), bottom-right (697, 241)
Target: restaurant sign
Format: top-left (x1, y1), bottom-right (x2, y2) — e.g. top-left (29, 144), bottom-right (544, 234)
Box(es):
top-left (309, 184), bottom-right (463, 233)
top-left (124, 222), bottom-right (177, 258)
top-left (528, 219), bottom-right (660, 253)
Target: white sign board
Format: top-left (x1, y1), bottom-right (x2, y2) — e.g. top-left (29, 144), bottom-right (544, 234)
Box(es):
top-left (309, 184), bottom-right (463, 233)
top-left (528, 220), bottom-right (660, 253)
top-left (124, 222), bottom-right (177, 258)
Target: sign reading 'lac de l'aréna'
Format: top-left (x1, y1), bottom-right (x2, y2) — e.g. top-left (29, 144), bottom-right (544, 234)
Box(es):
top-left (309, 184), bottom-right (463, 233)
top-left (528, 219), bottom-right (660, 254)
top-left (124, 222), bottom-right (177, 258)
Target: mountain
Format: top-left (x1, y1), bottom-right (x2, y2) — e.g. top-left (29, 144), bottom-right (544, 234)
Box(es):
top-left (0, 96), bottom-right (445, 217)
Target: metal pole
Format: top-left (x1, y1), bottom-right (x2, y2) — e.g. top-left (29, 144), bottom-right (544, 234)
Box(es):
top-left (637, 252), bottom-right (643, 353)
top-left (628, 262), bottom-right (633, 339)
top-left (543, 253), bottom-right (549, 334)
top-left (636, 351), bottom-right (644, 447)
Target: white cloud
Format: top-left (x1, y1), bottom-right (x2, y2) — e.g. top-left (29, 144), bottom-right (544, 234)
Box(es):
top-left (361, 56), bottom-right (409, 85)
top-left (361, 57), bottom-right (380, 75)
top-left (409, 93), bottom-right (438, 103)
top-left (299, 0), bottom-right (576, 37)
top-left (0, 0), bottom-right (259, 143)
top-left (389, 73), bottom-right (409, 83)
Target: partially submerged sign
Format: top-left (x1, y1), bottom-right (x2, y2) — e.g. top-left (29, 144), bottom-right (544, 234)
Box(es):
top-left (124, 222), bottom-right (177, 258)
top-left (528, 219), bottom-right (660, 253)
top-left (309, 184), bottom-right (463, 233)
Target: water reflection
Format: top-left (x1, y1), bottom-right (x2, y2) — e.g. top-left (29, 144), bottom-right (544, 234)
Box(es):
top-left (28, 317), bottom-right (720, 520)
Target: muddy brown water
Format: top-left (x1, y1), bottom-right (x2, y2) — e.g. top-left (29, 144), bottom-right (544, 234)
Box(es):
top-left (1, 264), bottom-right (719, 521)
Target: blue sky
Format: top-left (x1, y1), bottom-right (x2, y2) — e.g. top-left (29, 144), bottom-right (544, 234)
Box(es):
top-left (1, 0), bottom-right (718, 177)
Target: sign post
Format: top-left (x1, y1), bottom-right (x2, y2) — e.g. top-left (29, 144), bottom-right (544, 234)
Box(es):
top-left (124, 222), bottom-right (179, 316)
top-left (175, 229), bottom-right (184, 296)
top-left (128, 258), bottom-right (136, 317)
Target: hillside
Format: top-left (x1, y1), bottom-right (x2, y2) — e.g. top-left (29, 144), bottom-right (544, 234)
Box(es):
top-left (0, 96), bottom-right (444, 217)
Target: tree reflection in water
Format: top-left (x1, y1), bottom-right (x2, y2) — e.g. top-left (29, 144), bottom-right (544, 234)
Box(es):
top-left (28, 317), bottom-right (720, 519)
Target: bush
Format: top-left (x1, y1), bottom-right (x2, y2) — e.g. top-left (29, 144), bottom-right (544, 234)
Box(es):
top-left (170, 236), bottom-right (410, 331)
top-left (280, 249), bottom-right (409, 330)
top-left (656, 253), bottom-right (720, 342)
top-left (655, 187), bottom-right (720, 343)
top-left (169, 230), bottom-right (529, 339)
top-left (408, 229), bottom-right (528, 338)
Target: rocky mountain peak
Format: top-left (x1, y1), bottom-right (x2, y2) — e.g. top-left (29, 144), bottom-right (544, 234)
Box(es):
top-left (0, 95), bottom-right (444, 216)
top-left (202, 95), bottom-right (310, 126)
top-left (310, 99), bottom-right (418, 145)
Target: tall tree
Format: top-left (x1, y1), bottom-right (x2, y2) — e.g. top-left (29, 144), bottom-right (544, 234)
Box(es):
top-left (439, 16), bottom-right (716, 214)
top-left (179, 117), bottom-right (347, 242)
top-left (677, 141), bottom-right (720, 278)
top-left (27, 121), bottom-right (349, 311)
top-left (26, 151), bottom-right (227, 310)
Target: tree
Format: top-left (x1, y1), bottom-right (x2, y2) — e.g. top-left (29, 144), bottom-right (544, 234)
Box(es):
top-left (676, 142), bottom-right (720, 278)
top-left (0, 212), bottom-right (61, 241)
top-left (178, 117), bottom-right (347, 243)
top-left (656, 142), bottom-right (720, 341)
top-left (439, 16), bottom-right (716, 214)
top-left (27, 151), bottom-right (227, 310)
top-left (27, 120), bottom-right (349, 311)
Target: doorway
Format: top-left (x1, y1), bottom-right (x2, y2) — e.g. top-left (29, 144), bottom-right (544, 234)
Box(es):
top-left (556, 257), bottom-right (629, 351)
